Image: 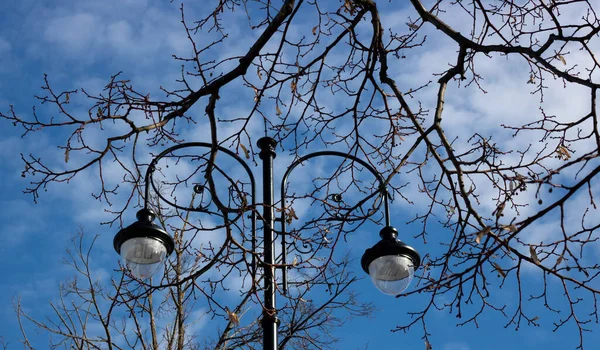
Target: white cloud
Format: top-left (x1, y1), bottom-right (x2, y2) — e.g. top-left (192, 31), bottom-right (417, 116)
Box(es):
top-left (184, 307), bottom-right (209, 339)
top-left (44, 12), bottom-right (101, 55)
top-left (443, 342), bottom-right (471, 350)
top-left (0, 37), bottom-right (11, 54)
top-left (106, 20), bottom-right (136, 52)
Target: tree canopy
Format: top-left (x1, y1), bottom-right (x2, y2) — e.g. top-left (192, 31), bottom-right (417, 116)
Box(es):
top-left (2, 0), bottom-right (600, 349)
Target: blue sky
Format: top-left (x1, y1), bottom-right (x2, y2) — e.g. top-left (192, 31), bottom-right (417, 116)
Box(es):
top-left (1, 0), bottom-right (599, 349)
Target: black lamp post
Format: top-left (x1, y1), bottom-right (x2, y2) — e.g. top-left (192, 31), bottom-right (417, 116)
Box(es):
top-left (113, 137), bottom-right (421, 350)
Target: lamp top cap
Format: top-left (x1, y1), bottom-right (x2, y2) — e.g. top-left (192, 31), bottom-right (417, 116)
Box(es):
top-left (136, 208), bottom-right (157, 222)
top-left (379, 226), bottom-right (398, 240)
top-left (257, 137), bottom-right (277, 158)
top-left (257, 136), bottom-right (277, 149)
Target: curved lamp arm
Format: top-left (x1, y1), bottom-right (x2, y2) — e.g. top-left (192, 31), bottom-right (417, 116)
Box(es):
top-left (140, 142), bottom-right (259, 277)
top-left (278, 151), bottom-right (392, 294)
top-left (143, 142), bottom-right (255, 213)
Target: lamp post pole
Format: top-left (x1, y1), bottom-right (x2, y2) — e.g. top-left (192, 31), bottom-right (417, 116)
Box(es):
top-left (257, 137), bottom-right (279, 350)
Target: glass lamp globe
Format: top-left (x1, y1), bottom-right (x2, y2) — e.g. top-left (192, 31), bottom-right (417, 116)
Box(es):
top-left (120, 237), bottom-right (168, 279)
top-left (361, 226), bottom-right (421, 295)
top-left (368, 255), bottom-right (415, 295)
top-left (114, 209), bottom-right (175, 280)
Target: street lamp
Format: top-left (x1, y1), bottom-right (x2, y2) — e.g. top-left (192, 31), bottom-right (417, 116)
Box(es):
top-left (113, 208), bottom-right (175, 280)
top-left (361, 226), bottom-right (421, 295)
top-left (113, 137), bottom-right (421, 350)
